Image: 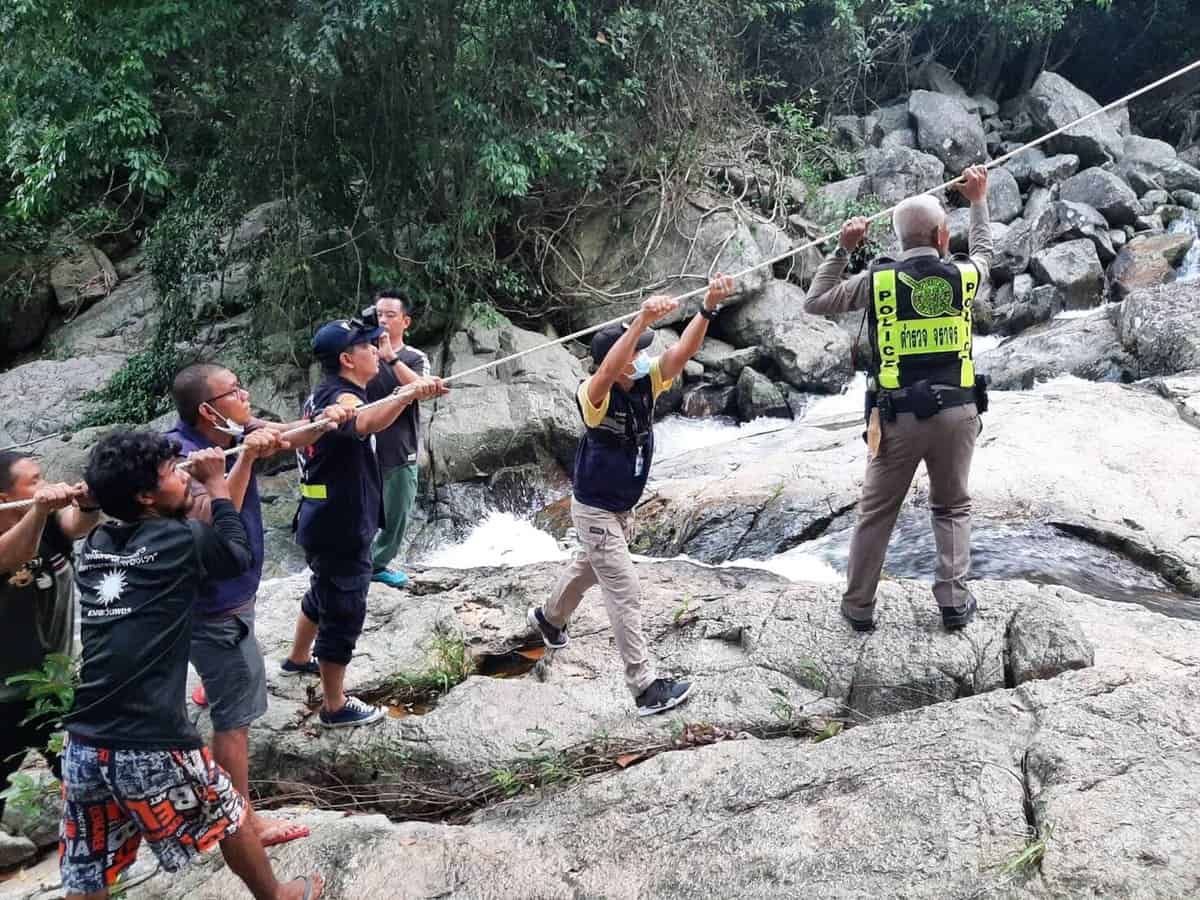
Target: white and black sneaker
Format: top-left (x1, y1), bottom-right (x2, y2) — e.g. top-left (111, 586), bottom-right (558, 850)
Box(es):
top-left (635, 678), bottom-right (692, 717)
top-left (527, 607), bottom-right (569, 650)
top-left (318, 695), bottom-right (385, 728)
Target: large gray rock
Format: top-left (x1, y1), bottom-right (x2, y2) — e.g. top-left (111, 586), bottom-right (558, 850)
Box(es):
top-left (1029, 239), bottom-right (1104, 309)
top-left (1118, 282), bottom-right (1200, 376)
top-left (1059, 167), bottom-right (1141, 227)
top-left (0, 831), bottom-right (37, 868)
top-left (800, 175), bottom-right (867, 226)
top-left (735, 367), bottom-right (790, 421)
top-left (915, 60), bottom-right (968, 96)
top-left (990, 278), bottom-right (1058, 336)
top-left (48, 271), bottom-right (160, 357)
top-left (1004, 146), bottom-right (1047, 189)
top-left (719, 280), bottom-right (852, 393)
top-left (1007, 596), bottom-right (1094, 684)
top-left (1023, 185), bottom-right (1055, 223)
top-left (48, 240), bottom-right (118, 313)
top-left (550, 190), bottom-right (774, 330)
top-left (1105, 231), bottom-right (1194, 301)
top-left (1053, 201), bottom-right (1117, 263)
top-left (0, 355), bottom-right (127, 448)
top-left (907, 90), bottom-right (987, 174)
top-left (977, 307), bottom-right (1134, 390)
top-left (985, 166), bottom-right (1022, 224)
top-left (1027, 71), bottom-right (1125, 165)
top-left (991, 205), bottom-right (1058, 282)
top-left (1030, 153), bottom-right (1080, 187)
top-left (862, 145), bottom-right (946, 207)
top-left (1118, 135), bottom-right (1200, 194)
top-left (681, 384), bottom-right (736, 418)
top-left (425, 323), bottom-right (586, 484)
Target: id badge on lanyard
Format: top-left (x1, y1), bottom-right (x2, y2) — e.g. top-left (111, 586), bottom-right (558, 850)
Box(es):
top-left (634, 446), bottom-right (645, 478)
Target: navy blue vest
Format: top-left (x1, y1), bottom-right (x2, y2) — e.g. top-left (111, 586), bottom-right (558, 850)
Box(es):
top-left (572, 378), bottom-right (655, 513)
top-left (294, 376), bottom-right (383, 558)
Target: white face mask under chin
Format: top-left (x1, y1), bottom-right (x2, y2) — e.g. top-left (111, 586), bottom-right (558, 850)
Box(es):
top-left (206, 407), bottom-right (245, 439)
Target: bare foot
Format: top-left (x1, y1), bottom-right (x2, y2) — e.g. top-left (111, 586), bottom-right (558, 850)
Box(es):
top-left (254, 813), bottom-right (311, 848)
top-left (278, 873), bottom-right (323, 900)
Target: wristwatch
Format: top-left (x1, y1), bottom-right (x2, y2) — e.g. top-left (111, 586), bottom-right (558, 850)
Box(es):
top-left (700, 305), bottom-right (722, 322)
top-left (833, 246), bottom-right (850, 260)
top-left (383, 356), bottom-right (400, 366)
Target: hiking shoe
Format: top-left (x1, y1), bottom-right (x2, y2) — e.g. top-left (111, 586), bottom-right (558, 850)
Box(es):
top-left (941, 595), bottom-right (978, 631)
top-left (280, 657), bottom-right (320, 677)
top-left (527, 607), bottom-right (569, 650)
top-left (372, 569), bottom-right (409, 589)
top-left (319, 696), bottom-right (385, 728)
top-left (635, 678), bottom-right (692, 717)
top-left (841, 608), bottom-right (876, 633)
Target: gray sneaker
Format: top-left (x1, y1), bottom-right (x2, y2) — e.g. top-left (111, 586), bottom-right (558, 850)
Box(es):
top-left (635, 678), bottom-right (692, 717)
top-left (319, 695), bottom-right (385, 728)
top-left (527, 607), bottom-right (569, 650)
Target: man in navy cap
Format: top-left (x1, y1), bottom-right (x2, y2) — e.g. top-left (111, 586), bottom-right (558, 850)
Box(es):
top-left (283, 318), bottom-right (447, 728)
top-left (527, 274), bottom-right (734, 716)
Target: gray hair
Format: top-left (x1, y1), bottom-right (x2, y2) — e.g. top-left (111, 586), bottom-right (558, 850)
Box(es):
top-left (892, 195), bottom-right (946, 250)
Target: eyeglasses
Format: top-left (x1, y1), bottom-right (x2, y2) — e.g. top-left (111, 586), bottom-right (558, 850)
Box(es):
top-left (206, 382), bottom-right (246, 403)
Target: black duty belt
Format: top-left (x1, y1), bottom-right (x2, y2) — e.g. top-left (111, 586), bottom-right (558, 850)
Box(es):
top-left (876, 383), bottom-right (975, 420)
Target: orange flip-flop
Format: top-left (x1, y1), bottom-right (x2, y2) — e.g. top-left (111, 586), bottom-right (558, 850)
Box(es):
top-left (192, 684), bottom-right (208, 707)
top-left (260, 822), bottom-right (312, 848)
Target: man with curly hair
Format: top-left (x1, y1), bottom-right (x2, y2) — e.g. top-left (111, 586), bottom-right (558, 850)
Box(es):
top-left (60, 431), bottom-right (321, 900)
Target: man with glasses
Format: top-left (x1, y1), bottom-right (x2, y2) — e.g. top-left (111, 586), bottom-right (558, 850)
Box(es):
top-left (283, 320), bottom-right (447, 728)
top-left (165, 363), bottom-right (353, 847)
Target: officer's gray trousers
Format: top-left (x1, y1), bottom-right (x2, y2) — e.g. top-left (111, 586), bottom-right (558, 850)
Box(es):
top-left (842, 402), bottom-right (978, 621)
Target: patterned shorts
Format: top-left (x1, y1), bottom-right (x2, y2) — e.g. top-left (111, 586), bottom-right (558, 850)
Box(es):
top-left (59, 737), bottom-right (246, 895)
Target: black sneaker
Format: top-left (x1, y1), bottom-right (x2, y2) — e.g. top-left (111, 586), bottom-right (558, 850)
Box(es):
top-left (527, 607), bottom-right (569, 650)
top-left (941, 594), bottom-right (978, 631)
top-left (635, 678), bottom-right (692, 717)
top-left (841, 609), bottom-right (876, 633)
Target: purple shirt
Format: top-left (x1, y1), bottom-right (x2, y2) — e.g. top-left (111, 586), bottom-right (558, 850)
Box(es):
top-left (164, 420), bottom-right (265, 617)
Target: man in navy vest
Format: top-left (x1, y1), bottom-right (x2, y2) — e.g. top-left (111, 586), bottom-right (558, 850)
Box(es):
top-left (804, 165), bottom-right (993, 633)
top-left (166, 363), bottom-right (353, 847)
top-left (527, 274), bottom-right (734, 716)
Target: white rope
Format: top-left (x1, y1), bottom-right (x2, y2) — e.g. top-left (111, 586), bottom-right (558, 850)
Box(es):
top-left (2, 58), bottom-right (1198, 515)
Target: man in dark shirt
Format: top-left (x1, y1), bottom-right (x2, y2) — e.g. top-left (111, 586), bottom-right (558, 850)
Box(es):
top-left (62, 431), bottom-right (321, 900)
top-left (165, 363), bottom-right (351, 849)
top-left (0, 451), bottom-right (99, 821)
top-left (366, 289), bottom-right (432, 588)
top-left (283, 319), bottom-right (446, 728)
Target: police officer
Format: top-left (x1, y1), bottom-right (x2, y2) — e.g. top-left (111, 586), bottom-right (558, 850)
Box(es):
top-left (804, 165), bottom-right (993, 632)
top-left (283, 319), bottom-right (446, 728)
top-left (526, 274), bottom-right (735, 717)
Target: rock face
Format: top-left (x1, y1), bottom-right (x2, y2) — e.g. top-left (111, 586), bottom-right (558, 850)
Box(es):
top-left (735, 367), bottom-right (790, 421)
top-left (1118, 135), bottom-right (1200, 194)
top-left (1059, 168), bottom-right (1140, 227)
top-left (48, 271), bottom-right (160, 357)
top-left (907, 90), bottom-right (987, 174)
top-left (0, 355), bottom-right (127, 448)
top-left (1118, 282), bottom-right (1200, 377)
top-left (977, 308), bottom-right (1134, 390)
top-left (1105, 232), bottom-right (1193, 301)
top-left (0, 269), bottom-right (53, 358)
top-left (1027, 71), bottom-right (1124, 165)
top-left (985, 165), bottom-right (1022, 224)
top-left (718, 280), bottom-right (852, 393)
top-left (862, 145), bottom-right (946, 206)
top-left (1030, 153), bottom-right (1080, 187)
top-left (48, 240), bottom-right (118, 312)
top-left (1029, 239), bottom-right (1103, 309)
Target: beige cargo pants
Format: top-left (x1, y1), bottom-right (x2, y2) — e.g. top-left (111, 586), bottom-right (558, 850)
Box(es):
top-left (842, 402), bottom-right (979, 622)
top-left (544, 498), bottom-right (657, 697)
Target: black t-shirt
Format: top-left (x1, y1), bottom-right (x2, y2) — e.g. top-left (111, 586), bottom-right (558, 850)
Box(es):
top-left (0, 516), bottom-right (74, 704)
top-left (66, 500), bottom-right (252, 750)
top-left (367, 345), bottom-right (429, 469)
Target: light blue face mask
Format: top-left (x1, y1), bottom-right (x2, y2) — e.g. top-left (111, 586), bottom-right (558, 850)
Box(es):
top-left (630, 352), bottom-right (652, 380)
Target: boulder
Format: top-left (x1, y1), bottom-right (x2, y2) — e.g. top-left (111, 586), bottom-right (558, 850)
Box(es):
top-left (991, 278), bottom-right (1058, 336)
top-left (48, 240), bottom-right (118, 312)
top-left (872, 101), bottom-right (912, 135)
top-left (991, 205), bottom-right (1057, 282)
top-left (221, 199), bottom-right (288, 254)
top-left (0, 830), bottom-right (37, 868)
top-left (946, 207), bottom-right (972, 253)
top-left (1030, 153), bottom-right (1080, 187)
top-left (985, 165), bottom-right (1022, 224)
top-left (735, 367), bottom-right (791, 421)
top-left (1, 769), bottom-right (61, 850)
top-left (48, 271), bottom-right (160, 357)
top-left (907, 90), bottom-right (987, 173)
top-left (977, 307), bottom-right (1134, 389)
top-left (0, 354), bottom-right (127, 448)
top-left (1003, 146), bottom-right (1047, 189)
top-left (915, 60), bottom-right (968, 96)
top-left (717, 346), bottom-right (766, 378)
top-left (681, 384), bottom-right (736, 418)
top-left (1007, 597), bottom-right (1094, 683)
top-left (719, 280), bottom-right (853, 393)
top-left (1174, 189), bottom-right (1200, 211)
top-left (1029, 239), bottom-right (1104, 309)
top-left (1052, 201), bottom-right (1116, 264)
top-left (1142, 188), bottom-right (1173, 209)
top-left (801, 175), bottom-right (867, 225)
top-left (1105, 232), bottom-right (1194, 301)
top-left (0, 266), bottom-right (54, 358)
top-left (1059, 167), bottom-right (1140, 227)
top-left (549, 190), bottom-right (774, 330)
top-left (880, 128), bottom-right (916, 150)
top-left (751, 219), bottom-right (824, 286)
top-left (1023, 186), bottom-right (1055, 224)
top-left (1118, 282), bottom-right (1200, 376)
top-left (1026, 71), bottom-right (1124, 165)
top-left (1118, 135), bottom-right (1200, 194)
top-left (691, 335), bottom-right (737, 370)
top-left (862, 145), bottom-right (946, 207)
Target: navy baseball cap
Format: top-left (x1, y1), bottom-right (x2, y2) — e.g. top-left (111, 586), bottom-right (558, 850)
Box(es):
top-left (590, 322), bottom-right (653, 364)
top-left (311, 318), bottom-right (385, 360)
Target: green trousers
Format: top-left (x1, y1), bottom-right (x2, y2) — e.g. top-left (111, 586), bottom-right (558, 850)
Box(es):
top-left (372, 463), bottom-right (419, 573)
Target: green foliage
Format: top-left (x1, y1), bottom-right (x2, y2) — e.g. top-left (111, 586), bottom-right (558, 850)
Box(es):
top-left (0, 771), bottom-right (58, 823)
top-left (0, 653), bottom-right (79, 817)
top-left (1001, 822), bottom-right (1053, 876)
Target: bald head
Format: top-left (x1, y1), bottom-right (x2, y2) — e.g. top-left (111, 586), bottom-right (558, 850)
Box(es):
top-left (893, 196), bottom-right (947, 252)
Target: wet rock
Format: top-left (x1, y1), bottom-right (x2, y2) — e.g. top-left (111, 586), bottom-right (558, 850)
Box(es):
top-left (978, 308), bottom-right (1134, 390)
top-left (1106, 232), bottom-right (1194, 301)
top-left (985, 166), bottom-right (1022, 224)
top-left (1030, 153), bottom-right (1080, 187)
top-left (48, 240), bottom-right (118, 313)
top-left (691, 335), bottom-right (737, 370)
top-left (1027, 71), bottom-right (1124, 165)
top-left (1118, 282), bottom-right (1200, 377)
top-left (1142, 188), bottom-right (1173, 209)
top-left (1059, 168), bottom-right (1140, 227)
top-left (1173, 189), bottom-right (1200, 211)
top-left (0, 355), bottom-right (127, 449)
top-left (717, 346), bottom-right (766, 377)
top-left (735, 367), bottom-right (790, 421)
top-left (862, 145), bottom-right (945, 207)
top-left (681, 384), bottom-right (736, 418)
top-left (1030, 239), bottom-right (1104, 309)
top-left (990, 278), bottom-right (1058, 336)
top-left (908, 90), bottom-right (987, 173)
top-left (1118, 135), bottom-right (1200, 195)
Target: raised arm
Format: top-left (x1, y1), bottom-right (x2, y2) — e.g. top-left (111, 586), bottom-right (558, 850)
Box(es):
top-left (803, 217), bottom-right (872, 316)
top-left (586, 296), bottom-right (678, 408)
top-left (0, 484), bottom-right (78, 573)
top-left (658, 274), bottom-right (736, 382)
top-left (953, 165), bottom-right (993, 282)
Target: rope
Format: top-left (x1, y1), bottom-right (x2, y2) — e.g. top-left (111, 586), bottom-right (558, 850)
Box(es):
top-left (2, 57), bottom-right (1197, 515)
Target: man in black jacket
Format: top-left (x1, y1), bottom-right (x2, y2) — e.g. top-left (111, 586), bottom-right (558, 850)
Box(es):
top-left (60, 431), bottom-right (321, 900)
